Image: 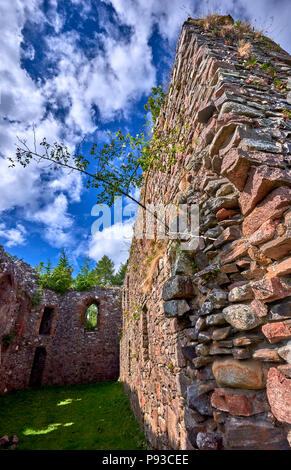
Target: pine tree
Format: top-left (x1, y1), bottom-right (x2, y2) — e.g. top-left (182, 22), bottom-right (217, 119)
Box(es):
top-left (113, 262), bottom-right (127, 285)
top-left (37, 250), bottom-right (73, 294)
top-left (94, 255), bottom-right (115, 286)
top-left (75, 258), bottom-right (96, 291)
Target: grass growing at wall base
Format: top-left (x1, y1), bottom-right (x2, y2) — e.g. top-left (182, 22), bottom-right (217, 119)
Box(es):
top-left (0, 381), bottom-right (146, 450)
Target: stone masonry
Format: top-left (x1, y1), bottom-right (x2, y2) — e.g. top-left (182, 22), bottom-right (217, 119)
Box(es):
top-left (0, 246), bottom-right (122, 393)
top-left (120, 16), bottom-right (291, 450)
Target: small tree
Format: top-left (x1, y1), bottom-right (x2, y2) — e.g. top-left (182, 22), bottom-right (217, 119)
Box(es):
top-left (112, 261), bottom-right (127, 286)
top-left (94, 255), bottom-right (116, 286)
top-left (74, 258), bottom-right (96, 291)
top-left (37, 250), bottom-right (73, 294)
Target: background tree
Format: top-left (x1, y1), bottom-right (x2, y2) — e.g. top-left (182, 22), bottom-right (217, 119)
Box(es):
top-left (36, 249), bottom-right (73, 294)
top-left (94, 255), bottom-right (116, 286)
top-left (112, 261), bottom-right (127, 286)
top-left (74, 258), bottom-right (96, 291)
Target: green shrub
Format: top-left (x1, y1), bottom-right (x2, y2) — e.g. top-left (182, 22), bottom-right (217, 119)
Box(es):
top-left (2, 331), bottom-right (16, 347)
top-left (36, 250), bottom-right (73, 294)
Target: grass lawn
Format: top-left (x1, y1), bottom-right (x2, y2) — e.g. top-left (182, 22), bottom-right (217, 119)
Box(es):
top-left (0, 381), bottom-right (146, 450)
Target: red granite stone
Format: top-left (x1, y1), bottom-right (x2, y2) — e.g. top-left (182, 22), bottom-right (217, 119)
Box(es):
top-left (262, 321), bottom-right (291, 344)
top-left (242, 187), bottom-right (291, 236)
top-left (239, 166), bottom-right (291, 216)
top-left (216, 208), bottom-right (240, 220)
top-left (267, 367), bottom-right (291, 424)
top-left (248, 219), bottom-right (279, 246)
top-left (251, 276), bottom-right (291, 302)
top-left (211, 388), bottom-right (266, 416)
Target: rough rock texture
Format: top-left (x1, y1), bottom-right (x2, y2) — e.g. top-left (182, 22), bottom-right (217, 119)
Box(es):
top-left (0, 247), bottom-right (122, 393)
top-left (120, 17), bottom-right (291, 450)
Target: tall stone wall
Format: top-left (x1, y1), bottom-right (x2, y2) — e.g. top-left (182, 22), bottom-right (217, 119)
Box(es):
top-left (120, 17), bottom-right (291, 450)
top-left (0, 246), bottom-right (122, 393)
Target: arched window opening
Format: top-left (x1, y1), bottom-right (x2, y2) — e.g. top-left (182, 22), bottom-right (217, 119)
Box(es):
top-left (39, 307), bottom-right (54, 335)
top-left (84, 304), bottom-right (98, 331)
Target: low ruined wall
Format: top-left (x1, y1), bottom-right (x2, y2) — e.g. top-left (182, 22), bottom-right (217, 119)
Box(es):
top-left (120, 17), bottom-right (291, 450)
top-left (0, 247), bottom-right (122, 393)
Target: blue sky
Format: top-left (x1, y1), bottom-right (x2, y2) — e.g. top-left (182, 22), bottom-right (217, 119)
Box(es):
top-left (0, 0), bottom-right (290, 273)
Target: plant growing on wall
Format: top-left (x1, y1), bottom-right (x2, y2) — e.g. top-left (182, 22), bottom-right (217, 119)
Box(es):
top-left (2, 331), bottom-right (16, 347)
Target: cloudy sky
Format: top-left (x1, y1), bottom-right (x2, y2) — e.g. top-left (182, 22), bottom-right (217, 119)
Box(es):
top-left (0, 0), bottom-right (290, 272)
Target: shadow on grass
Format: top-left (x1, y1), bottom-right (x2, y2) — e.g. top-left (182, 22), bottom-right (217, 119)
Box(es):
top-left (0, 381), bottom-right (146, 450)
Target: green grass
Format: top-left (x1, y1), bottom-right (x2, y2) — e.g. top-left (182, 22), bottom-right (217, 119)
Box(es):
top-left (0, 381), bottom-right (146, 450)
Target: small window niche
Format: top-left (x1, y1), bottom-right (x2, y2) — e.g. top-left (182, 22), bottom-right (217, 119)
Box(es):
top-left (39, 306), bottom-right (54, 335)
top-left (84, 304), bottom-right (99, 331)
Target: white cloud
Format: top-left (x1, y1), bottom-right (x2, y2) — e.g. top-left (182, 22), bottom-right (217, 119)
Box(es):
top-left (0, 223), bottom-right (27, 247)
top-left (28, 193), bottom-right (75, 248)
top-left (88, 218), bottom-right (134, 267)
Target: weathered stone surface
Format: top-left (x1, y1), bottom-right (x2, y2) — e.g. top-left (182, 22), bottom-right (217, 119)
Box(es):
top-left (223, 304), bottom-right (261, 330)
top-left (233, 333), bottom-right (263, 347)
top-left (192, 356), bottom-right (213, 369)
top-left (251, 276), bottom-right (291, 302)
top-left (187, 383), bottom-right (214, 416)
top-left (216, 182), bottom-right (234, 197)
top-left (242, 187), bottom-right (291, 236)
top-left (248, 219), bottom-right (279, 246)
top-left (206, 313), bottom-right (227, 326)
top-left (261, 231), bottom-right (291, 260)
top-left (269, 298), bottom-right (291, 320)
top-left (195, 343), bottom-right (210, 356)
top-left (242, 262), bottom-right (267, 280)
top-left (206, 289), bottom-right (228, 308)
top-left (207, 195), bottom-right (239, 213)
top-left (267, 367), bottom-right (291, 424)
top-left (224, 417), bottom-right (290, 450)
top-left (253, 349), bottom-right (282, 362)
top-left (250, 299), bottom-right (268, 317)
top-left (163, 299), bottom-right (190, 318)
top-left (216, 208), bottom-right (239, 220)
top-left (209, 344), bottom-right (231, 355)
top-left (198, 331), bottom-right (212, 343)
top-left (197, 101), bottom-right (217, 123)
top-left (212, 326), bottom-right (231, 341)
top-left (197, 300), bottom-right (214, 316)
top-left (196, 432), bottom-right (223, 450)
top-left (212, 359), bottom-right (266, 389)
top-left (181, 346), bottom-right (197, 361)
top-left (239, 166), bottom-right (291, 216)
top-left (220, 240), bottom-right (248, 265)
top-left (220, 263), bottom-right (239, 273)
top-left (278, 364), bottom-right (291, 378)
top-left (228, 284), bottom-right (253, 302)
top-left (219, 101), bottom-right (263, 119)
top-left (187, 424), bottom-right (207, 448)
top-left (278, 342), bottom-right (291, 363)
top-left (172, 253), bottom-right (195, 275)
top-left (162, 275), bottom-right (194, 300)
top-left (211, 388), bottom-right (267, 416)
top-left (214, 226), bottom-right (241, 248)
top-left (262, 320), bottom-right (291, 344)
top-left (267, 257), bottom-right (291, 277)
top-left (232, 347), bottom-right (252, 360)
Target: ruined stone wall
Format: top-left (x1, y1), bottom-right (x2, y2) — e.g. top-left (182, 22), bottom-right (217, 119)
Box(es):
top-left (0, 247), bottom-right (122, 393)
top-left (120, 17), bottom-right (291, 450)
